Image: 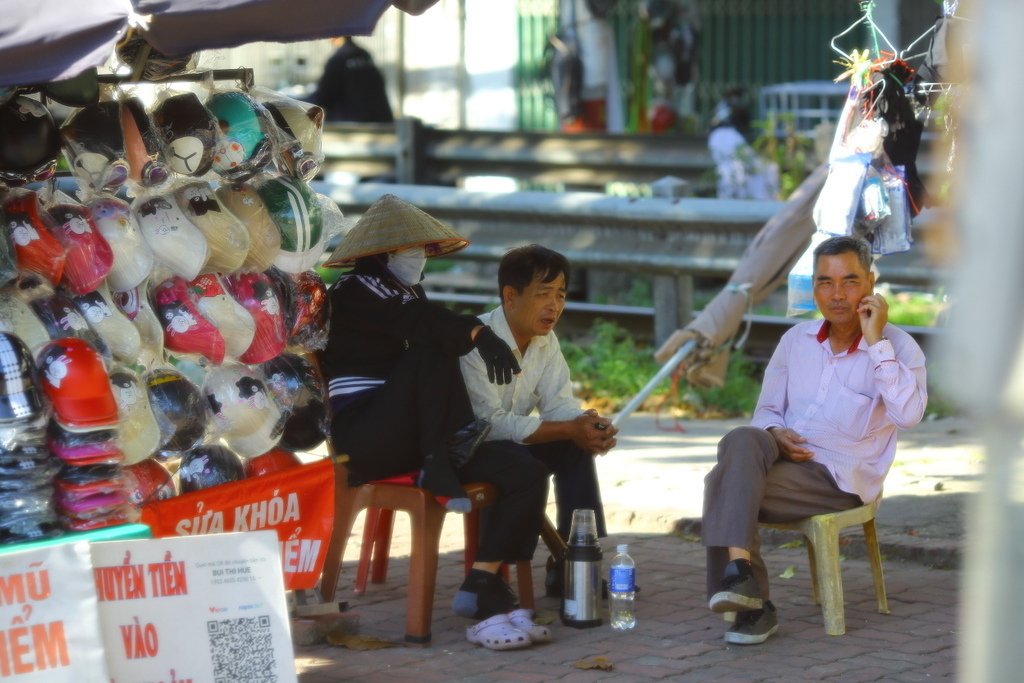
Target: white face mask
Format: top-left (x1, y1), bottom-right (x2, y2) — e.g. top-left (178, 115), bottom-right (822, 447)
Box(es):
top-left (387, 246), bottom-right (426, 286)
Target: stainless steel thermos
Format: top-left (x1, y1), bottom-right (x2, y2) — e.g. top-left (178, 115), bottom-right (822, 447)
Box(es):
top-left (561, 508), bottom-right (602, 628)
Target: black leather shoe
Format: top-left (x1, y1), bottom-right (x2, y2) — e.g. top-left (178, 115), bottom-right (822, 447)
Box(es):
top-left (449, 418), bottom-right (491, 469)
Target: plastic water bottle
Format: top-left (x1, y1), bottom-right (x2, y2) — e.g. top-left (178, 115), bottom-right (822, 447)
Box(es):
top-left (608, 544), bottom-right (636, 630)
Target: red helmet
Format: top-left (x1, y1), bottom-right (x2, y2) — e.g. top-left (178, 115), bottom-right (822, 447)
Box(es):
top-left (153, 276), bottom-right (225, 364)
top-left (2, 188), bottom-right (66, 285)
top-left (245, 447), bottom-right (302, 478)
top-left (44, 197), bottom-right (114, 296)
top-left (36, 338), bottom-right (118, 432)
top-left (122, 458), bottom-right (177, 506)
top-left (224, 272), bottom-right (286, 364)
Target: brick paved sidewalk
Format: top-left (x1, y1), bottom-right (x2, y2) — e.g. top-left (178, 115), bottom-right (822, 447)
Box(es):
top-left (295, 531), bottom-right (958, 682)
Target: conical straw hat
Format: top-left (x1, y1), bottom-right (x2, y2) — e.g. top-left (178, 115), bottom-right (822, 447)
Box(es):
top-left (323, 194), bottom-right (468, 267)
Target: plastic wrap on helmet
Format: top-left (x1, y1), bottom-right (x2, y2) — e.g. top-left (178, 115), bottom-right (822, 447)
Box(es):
top-left (0, 95), bottom-right (60, 186)
top-left (261, 352), bottom-right (327, 451)
top-left (0, 332), bottom-right (46, 424)
top-left (121, 97), bottom-right (170, 189)
top-left (60, 101), bottom-right (130, 194)
top-left (282, 268), bottom-right (330, 351)
top-left (134, 190), bottom-right (210, 281)
top-left (112, 284), bottom-right (164, 369)
top-left (56, 488), bottom-right (128, 517)
top-left (0, 504), bottom-right (61, 543)
top-left (189, 273), bottom-right (255, 359)
top-left (145, 367), bottom-right (208, 457)
top-left (0, 417), bottom-right (47, 451)
top-left (0, 210), bottom-right (17, 289)
top-left (48, 438), bottom-right (123, 465)
top-left (71, 282), bottom-right (141, 364)
top-left (245, 447), bottom-right (302, 478)
top-left (0, 457), bottom-right (58, 488)
top-left (173, 181), bottom-right (249, 273)
top-left (30, 291), bottom-right (112, 362)
top-left (122, 458), bottom-right (177, 506)
top-left (54, 473), bottom-right (125, 501)
top-left (206, 90), bottom-right (275, 184)
top-left (216, 181), bottom-right (281, 272)
top-left (255, 175), bottom-right (325, 273)
top-left (152, 276), bottom-right (225, 364)
top-left (0, 287), bottom-right (50, 355)
top-left (2, 188), bottom-right (66, 285)
top-left (47, 420), bottom-right (117, 446)
top-left (179, 444), bottom-right (245, 493)
top-left (43, 193), bottom-right (114, 295)
top-left (116, 29), bottom-right (198, 81)
top-left (109, 366), bottom-right (161, 465)
top-left (203, 362), bottom-right (284, 457)
top-left (224, 272), bottom-right (286, 364)
top-left (152, 92), bottom-right (218, 177)
top-left (254, 87), bottom-right (325, 181)
top-left (88, 196), bottom-right (154, 292)
top-left (36, 338), bottom-right (118, 433)
top-left (0, 447), bottom-right (53, 476)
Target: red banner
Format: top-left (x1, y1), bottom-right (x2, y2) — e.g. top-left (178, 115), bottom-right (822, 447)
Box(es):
top-left (141, 459), bottom-right (334, 590)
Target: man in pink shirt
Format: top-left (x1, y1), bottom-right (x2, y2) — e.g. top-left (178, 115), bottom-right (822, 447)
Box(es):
top-left (702, 235), bottom-right (927, 644)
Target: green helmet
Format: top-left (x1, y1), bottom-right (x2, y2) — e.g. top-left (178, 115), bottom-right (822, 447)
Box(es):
top-left (256, 176), bottom-right (324, 273)
top-left (206, 91), bottom-right (272, 182)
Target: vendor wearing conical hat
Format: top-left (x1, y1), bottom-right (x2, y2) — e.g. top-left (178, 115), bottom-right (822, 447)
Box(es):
top-left (322, 195), bottom-right (551, 645)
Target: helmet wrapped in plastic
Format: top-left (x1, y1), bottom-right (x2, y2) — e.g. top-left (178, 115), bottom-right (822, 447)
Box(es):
top-left (203, 361), bottom-right (284, 457)
top-left (88, 197), bottom-right (154, 292)
top-left (71, 282), bottom-right (141, 364)
top-left (215, 181), bottom-right (282, 272)
top-left (109, 366), bottom-right (161, 465)
top-left (172, 181), bottom-right (249, 274)
top-left (152, 92), bottom-right (218, 177)
top-left (36, 337), bottom-right (118, 433)
top-left (152, 276), bottom-right (225, 364)
top-left (121, 97), bottom-right (170, 188)
top-left (178, 444), bottom-right (245, 493)
top-left (245, 447), bottom-right (302, 478)
top-left (0, 332), bottom-right (45, 423)
top-left (189, 274), bottom-right (255, 359)
top-left (0, 96), bottom-right (60, 186)
top-left (224, 272), bottom-right (286, 364)
top-left (122, 458), bottom-right (177, 506)
top-left (255, 175), bottom-right (325, 273)
top-left (0, 286), bottom-right (50, 355)
top-left (60, 101), bottom-right (130, 194)
top-left (134, 192), bottom-right (210, 281)
top-left (2, 188), bottom-right (66, 285)
top-left (206, 90), bottom-right (274, 183)
top-left (111, 285), bottom-right (165, 369)
top-left (144, 367), bottom-right (208, 458)
top-left (261, 352), bottom-right (327, 451)
top-left (257, 88), bottom-right (324, 181)
top-left (268, 268), bottom-right (330, 351)
top-left (29, 289), bottom-right (112, 362)
top-left (44, 194), bottom-right (114, 296)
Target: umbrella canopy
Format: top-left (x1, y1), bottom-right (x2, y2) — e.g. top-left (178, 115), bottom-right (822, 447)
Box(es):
top-left (0, 0), bottom-right (439, 87)
top-left (654, 164), bottom-right (828, 387)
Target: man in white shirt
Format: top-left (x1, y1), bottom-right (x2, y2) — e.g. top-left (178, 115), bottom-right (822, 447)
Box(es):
top-left (460, 245), bottom-right (618, 595)
top-left (701, 235), bottom-right (927, 645)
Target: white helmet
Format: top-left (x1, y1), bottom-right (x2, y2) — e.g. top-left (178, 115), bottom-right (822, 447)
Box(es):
top-left (71, 281), bottom-right (141, 364)
top-left (190, 274), bottom-right (255, 359)
top-left (109, 365), bottom-right (161, 465)
top-left (88, 197), bottom-right (154, 292)
top-left (203, 361), bottom-right (283, 457)
top-left (173, 181), bottom-right (250, 274)
top-left (0, 286), bottom-right (51, 355)
top-left (215, 181), bottom-right (281, 273)
top-left (134, 192), bottom-right (210, 281)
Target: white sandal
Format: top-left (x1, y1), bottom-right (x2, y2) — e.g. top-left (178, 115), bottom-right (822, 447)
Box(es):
top-left (466, 613), bottom-right (531, 651)
top-left (507, 608), bottom-right (553, 643)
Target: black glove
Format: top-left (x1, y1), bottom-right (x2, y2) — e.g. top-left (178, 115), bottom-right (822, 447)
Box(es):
top-left (474, 326), bottom-right (520, 385)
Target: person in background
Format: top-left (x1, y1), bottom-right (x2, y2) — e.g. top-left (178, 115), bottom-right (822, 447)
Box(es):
top-left (309, 36), bottom-right (394, 123)
top-left (701, 235), bottom-right (926, 645)
top-left (707, 87), bottom-right (778, 200)
top-left (459, 244), bottom-right (617, 598)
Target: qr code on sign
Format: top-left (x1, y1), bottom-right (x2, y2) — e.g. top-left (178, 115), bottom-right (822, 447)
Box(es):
top-left (207, 615), bottom-right (277, 683)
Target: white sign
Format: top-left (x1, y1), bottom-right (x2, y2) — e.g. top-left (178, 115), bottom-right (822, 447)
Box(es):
top-left (0, 542), bottom-right (109, 682)
top-left (91, 530), bottom-right (296, 683)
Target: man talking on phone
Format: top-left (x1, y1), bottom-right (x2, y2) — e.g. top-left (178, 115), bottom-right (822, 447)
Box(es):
top-left (700, 235), bottom-right (927, 645)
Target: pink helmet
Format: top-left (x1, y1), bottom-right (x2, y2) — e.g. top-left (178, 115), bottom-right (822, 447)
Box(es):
top-left (152, 276), bottom-right (225, 364)
top-left (44, 197), bottom-right (114, 296)
top-left (224, 272), bottom-right (286, 364)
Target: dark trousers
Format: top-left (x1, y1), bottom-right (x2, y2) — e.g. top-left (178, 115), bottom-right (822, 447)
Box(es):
top-left (702, 426), bottom-right (862, 601)
top-left (329, 348), bottom-right (549, 563)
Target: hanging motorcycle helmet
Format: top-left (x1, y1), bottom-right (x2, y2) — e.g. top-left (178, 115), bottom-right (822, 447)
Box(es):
top-left (0, 95), bottom-right (60, 186)
top-left (60, 100), bottom-right (130, 194)
top-left (88, 197), bottom-right (155, 292)
top-left (261, 352), bottom-right (327, 451)
top-left (121, 97), bottom-right (170, 188)
top-left (111, 285), bottom-right (164, 369)
top-left (109, 366), bottom-right (161, 465)
top-left (224, 271), bottom-right (286, 364)
top-left (178, 444), bottom-right (245, 493)
top-left (71, 282), bottom-right (141, 364)
top-left (152, 92), bottom-right (219, 177)
top-left (245, 447), bottom-right (302, 478)
top-left (145, 367), bottom-right (208, 458)
top-left (116, 29), bottom-right (198, 82)
top-left (266, 267), bottom-right (330, 351)
top-left (256, 88), bottom-right (325, 181)
top-left (203, 361), bottom-right (284, 457)
top-left (0, 332), bottom-right (45, 424)
top-left (134, 192), bottom-right (210, 281)
top-left (152, 276), bottom-right (225, 364)
top-left (2, 189), bottom-right (66, 285)
top-left (29, 289), bottom-right (112, 362)
top-left (122, 458), bottom-right (177, 506)
top-left (189, 273), bottom-right (255, 359)
top-left (172, 181), bottom-right (249, 274)
top-left (44, 193), bottom-right (114, 296)
top-left (0, 286), bottom-right (51, 355)
top-left (206, 90), bottom-right (275, 183)
top-left (215, 181), bottom-right (282, 272)
top-left (255, 175), bottom-right (325, 273)
top-left (0, 219), bottom-right (19, 291)
top-left (36, 337), bottom-right (118, 433)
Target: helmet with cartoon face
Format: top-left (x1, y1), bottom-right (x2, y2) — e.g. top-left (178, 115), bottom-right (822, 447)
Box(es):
top-left (203, 361), bottom-right (284, 457)
top-left (224, 272), bottom-right (286, 364)
top-left (152, 92), bottom-right (218, 177)
top-left (152, 276), bottom-right (225, 364)
top-left (109, 366), bottom-right (161, 465)
top-left (88, 196), bottom-right (154, 292)
top-left (260, 92), bottom-right (324, 181)
top-left (121, 97), bottom-right (170, 188)
top-left (267, 268), bottom-right (330, 350)
top-left (36, 337), bottom-right (118, 433)
top-left (0, 96), bottom-right (60, 186)
top-left (60, 101), bottom-right (130, 193)
top-left (189, 274), bottom-right (255, 359)
top-left (71, 283), bottom-right (141, 364)
top-left (261, 352), bottom-right (327, 451)
top-left (122, 458), bottom-right (177, 505)
top-left (30, 290), bottom-right (111, 363)
top-left (44, 198), bottom-right (114, 296)
top-left (206, 90), bottom-right (274, 183)
top-left (179, 444), bottom-right (246, 493)
top-left (172, 181), bottom-right (249, 274)
top-left (134, 192), bottom-right (210, 281)
top-left (2, 189), bottom-right (66, 286)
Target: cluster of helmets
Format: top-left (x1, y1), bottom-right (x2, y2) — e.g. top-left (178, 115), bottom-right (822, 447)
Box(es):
top-left (0, 78), bottom-right (335, 530)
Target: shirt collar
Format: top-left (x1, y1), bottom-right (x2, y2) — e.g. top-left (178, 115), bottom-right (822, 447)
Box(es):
top-left (814, 320), bottom-right (863, 355)
top-left (487, 305), bottom-right (551, 356)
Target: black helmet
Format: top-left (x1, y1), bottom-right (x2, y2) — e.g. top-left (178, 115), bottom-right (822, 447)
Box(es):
top-left (261, 352), bottom-right (327, 451)
top-left (152, 93), bottom-right (218, 177)
top-left (0, 96), bottom-right (60, 186)
top-left (178, 444), bottom-right (245, 493)
top-left (60, 101), bottom-right (130, 193)
top-left (0, 332), bottom-right (45, 423)
top-left (122, 97), bottom-right (171, 187)
top-left (145, 368), bottom-right (208, 457)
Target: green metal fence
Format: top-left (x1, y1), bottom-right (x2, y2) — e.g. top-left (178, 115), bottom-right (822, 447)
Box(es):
top-left (516, 0), bottom-right (863, 132)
